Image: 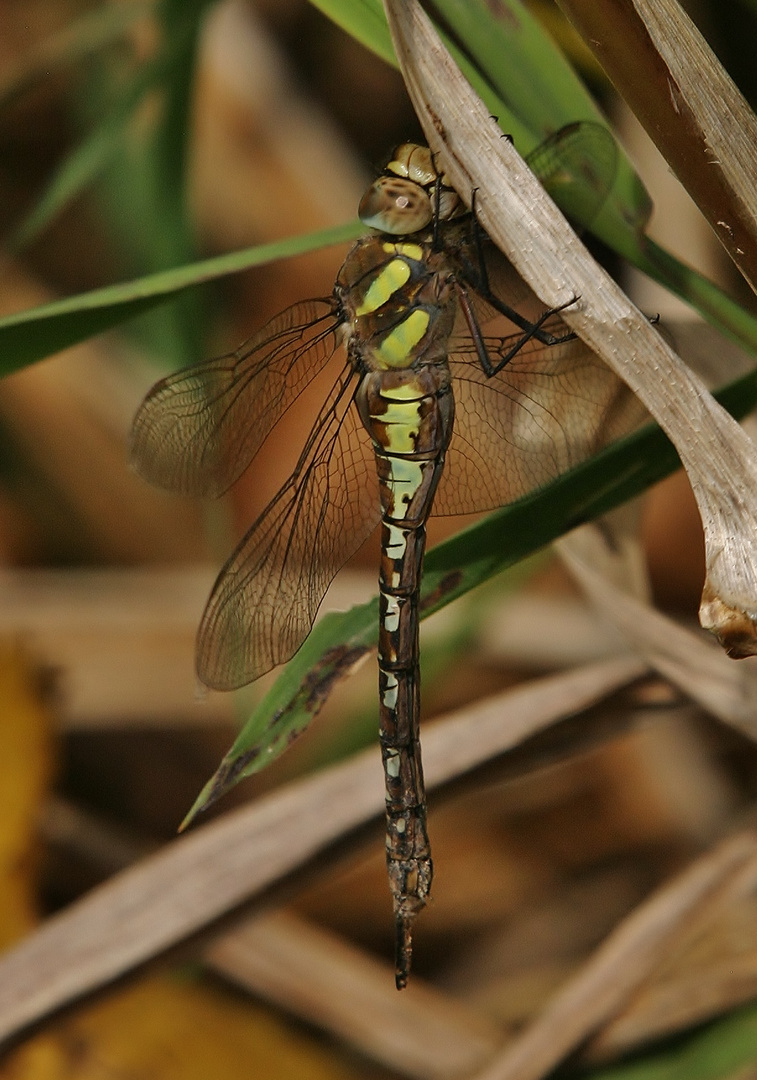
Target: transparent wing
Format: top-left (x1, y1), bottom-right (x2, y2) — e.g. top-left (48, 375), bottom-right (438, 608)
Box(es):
top-left (130, 299), bottom-right (340, 498)
top-left (453, 122), bottom-right (618, 323)
top-left (196, 361), bottom-right (380, 690)
top-left (436, 319), bottom-right (648, 516)
top-left (526, 121), bottom-right (618, 230)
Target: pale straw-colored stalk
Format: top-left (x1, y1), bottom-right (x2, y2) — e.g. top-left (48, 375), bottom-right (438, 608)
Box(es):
top-left (382, 0), bottom-right (757, 660)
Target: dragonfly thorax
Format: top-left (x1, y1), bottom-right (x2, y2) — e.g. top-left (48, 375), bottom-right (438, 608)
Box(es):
top-left (359, 143), bottom-right (464, 235)
top-left (337, 236), bottom-right (458, 373)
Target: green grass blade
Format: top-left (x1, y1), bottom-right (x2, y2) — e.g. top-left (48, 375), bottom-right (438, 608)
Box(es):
top-left (10, 51), bottom-right (169, 250)
top-left (307, 0), bottom-right (396, 65)
top-left (0, 221), bottom-right (362, 377)
top-left (588, 1002), bottom-right (757, 1079)
top-left (434, 0), bottom-right (608, 136)
top-left (127, 0), bottom-right (217, 365)
top-left (183, 357), bottom-right (757, 821)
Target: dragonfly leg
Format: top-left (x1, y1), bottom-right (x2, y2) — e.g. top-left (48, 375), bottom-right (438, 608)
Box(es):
top-left (460, 190), bottom-right (580, 348)
top-left (476, 290), bottom-right (579, 353)
top-left (486, 296), bottom-right (579, 375)
top-left (457, 281), bottom-right (578, 377)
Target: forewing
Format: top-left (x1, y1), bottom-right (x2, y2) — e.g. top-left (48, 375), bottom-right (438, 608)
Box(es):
top-left (526, 121), bottom-right (618, 230)
top-left (196, 364), bottom-right (380, 690)
top-left (130, 299), bottom-right (340, 498)
top-left (452, 122), bottom-right (618, 325)
top-left (436, 324), bottom-right (648, 516)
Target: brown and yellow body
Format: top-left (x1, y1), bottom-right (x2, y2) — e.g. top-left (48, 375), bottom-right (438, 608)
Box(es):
top-left (130, 125), bottom-right (633, 990)
top-left (337, 235), bottom-right (458, 984)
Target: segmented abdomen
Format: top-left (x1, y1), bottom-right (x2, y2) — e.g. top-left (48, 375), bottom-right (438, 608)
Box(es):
top-left (357, 365), bottom-right (453, 986)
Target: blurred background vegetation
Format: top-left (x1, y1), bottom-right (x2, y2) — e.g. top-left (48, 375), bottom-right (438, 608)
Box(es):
top-left (2, 1), bottom-right (757, 1078)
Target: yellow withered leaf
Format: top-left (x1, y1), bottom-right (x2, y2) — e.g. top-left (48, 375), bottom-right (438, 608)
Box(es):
top-left (2, 973), bottom-right (359, 1080)
top-left (0, 644), bottom-right (360, 1079)
top-left (0, 643), bottom-right (53, 948)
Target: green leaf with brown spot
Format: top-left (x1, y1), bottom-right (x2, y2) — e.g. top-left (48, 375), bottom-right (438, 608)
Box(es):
top-left (182, 359), bottom-right (757, 823)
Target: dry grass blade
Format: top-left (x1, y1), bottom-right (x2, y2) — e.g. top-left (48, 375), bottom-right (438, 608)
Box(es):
top-left (209, 844), bottom-right (757, 1076)
top-left (382, 0), bottom-right (757, 662)
top-left (0, 566), bottom-right (232, 728)
top-left (480, 592), bottom-right (631, 669)
top-left (557, 0), bottom-right (757, 291)
top-left (206, 911), bottom-right (502, 1080)
top-left (463, 831), bottom-right (757, 1080)
top-left (0, 656), bottom-right (643, 1045)
top-left (591, 950), bottom-right (757, 1063)
top-left (557, 525), bottom-right (757, 741)
top-left (584, 848), bottom-right (757, 1061)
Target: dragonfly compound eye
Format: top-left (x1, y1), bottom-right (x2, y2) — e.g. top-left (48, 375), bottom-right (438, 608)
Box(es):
top-left (387, 143), bottom-right (437, 187)
top-left (359, 176), bottom-right (433, 235)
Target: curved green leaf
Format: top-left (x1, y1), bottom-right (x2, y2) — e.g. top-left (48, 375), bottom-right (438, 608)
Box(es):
top-left (307, 0), bottom-right (396, 66)
top-left (309, 1), bottom-right (757, 359)
top-left (183, 357), bottom-right (757, 822)
top-left (0, 221), bottom-right (362, 377)
top-left (589, 1002), bottom-right (757, 1079)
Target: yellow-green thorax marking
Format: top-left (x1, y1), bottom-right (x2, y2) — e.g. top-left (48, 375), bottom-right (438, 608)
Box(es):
top-left (338, 236), bottom-right (458, 377)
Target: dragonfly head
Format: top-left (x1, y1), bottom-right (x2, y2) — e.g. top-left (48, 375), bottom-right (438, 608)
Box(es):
top-left (359, 143), bottom-right (464, 236)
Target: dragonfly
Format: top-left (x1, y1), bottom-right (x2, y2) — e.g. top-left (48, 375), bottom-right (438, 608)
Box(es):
top-left (131, 121), bottom-right (642, 988)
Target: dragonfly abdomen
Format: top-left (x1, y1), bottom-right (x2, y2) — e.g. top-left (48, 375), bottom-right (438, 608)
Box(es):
top-left (357, 365), bottom-right (453, 987)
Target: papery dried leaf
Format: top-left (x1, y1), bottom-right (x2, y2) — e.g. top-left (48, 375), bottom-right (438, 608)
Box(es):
top-left (382, 0), bottom-right (757, 660)
top-left (700, 587), bottom-right (757, 660)
top-left (557, 0), bottom-right (757, 291)
top-left (557, 525), bottom-right (757, 740)
top-left (1, 973), bottom-right (359, 1080)
top-left (0, 644), bottom-right (52, 947)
